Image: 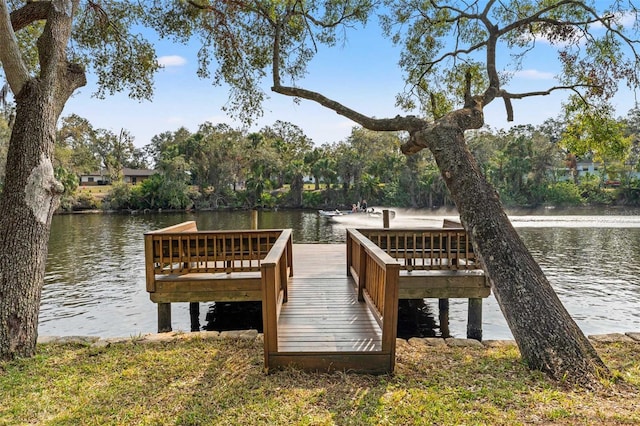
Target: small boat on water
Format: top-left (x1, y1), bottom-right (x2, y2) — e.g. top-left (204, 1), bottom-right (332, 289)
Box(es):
top-left (319, 208), bottom-right (396, 222)
top-left (318, 209), bottom-right (346, 217)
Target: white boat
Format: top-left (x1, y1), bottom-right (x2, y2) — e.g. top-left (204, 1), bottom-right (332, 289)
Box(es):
top-left (318, 209), bottom-right (345, 217)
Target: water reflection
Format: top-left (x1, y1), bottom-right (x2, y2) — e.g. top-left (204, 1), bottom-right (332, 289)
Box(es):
top-left (40, 210), bottom-right (640, 339)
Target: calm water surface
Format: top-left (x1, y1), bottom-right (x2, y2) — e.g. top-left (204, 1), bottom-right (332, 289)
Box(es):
top-left (40, 209), bottom-right (640, 339)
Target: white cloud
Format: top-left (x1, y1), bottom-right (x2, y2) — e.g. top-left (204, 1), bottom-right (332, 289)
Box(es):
top-left (158, 55), bottom-right (187, 67)
top-left (514, 69), bottom-right (555, 80)
top-left (591, 11), bottom-right (637, 30)
top-left (618, 11), bottom-right (637, 28)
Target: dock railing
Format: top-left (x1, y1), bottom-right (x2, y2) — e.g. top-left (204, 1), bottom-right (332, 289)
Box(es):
top-left (357, 227), bottom-right (481, 271)
top-left (346, 229), bottom-right (401, 368)
top-left (353, 227), bottom-right (489, 341)
top-left (144, 222), bottom-right (293, 346)
top-left (145, 222), bottom-right (289, 288)
top-left (261, 229), bottom-right (293, 369)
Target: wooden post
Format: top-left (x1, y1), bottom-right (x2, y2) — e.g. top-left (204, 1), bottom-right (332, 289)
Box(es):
top-left (467, 298), bottom-right (483, 341)
top-left (158, 303), bottom-right (172, 333)
top-left (382, 209), bottom-right (390, 229)
top-left (438, 298), bottom-right (450, 338)
top-left (357, 243), bottom-right (367, 302)
top-left (189, 302), bottom-right (200, 332)
top-left (261, 262), bottom-right (279, 372)
top-left (251, 209), bottom-right (258, 230)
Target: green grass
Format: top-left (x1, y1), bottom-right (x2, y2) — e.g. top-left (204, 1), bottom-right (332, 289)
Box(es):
top-left (1, 338), bottom-right (638, 425)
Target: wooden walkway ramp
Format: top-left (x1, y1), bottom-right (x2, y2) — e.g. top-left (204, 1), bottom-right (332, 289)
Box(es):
top-left (268, 243), bottom-right (391, 372)
top-left (277, 244), bottom-right (382, 352)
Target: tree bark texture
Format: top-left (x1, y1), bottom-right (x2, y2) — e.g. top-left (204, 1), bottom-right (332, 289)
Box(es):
top-left (416, 108), bottom-right (609, 384)
top-left (0, 0), bottom-right (85, 360)
top-left (0, 81), bottom-right (64, 359)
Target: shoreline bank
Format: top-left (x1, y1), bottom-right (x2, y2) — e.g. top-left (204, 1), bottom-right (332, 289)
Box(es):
top-left (37, 330), bottom-right (640, 349)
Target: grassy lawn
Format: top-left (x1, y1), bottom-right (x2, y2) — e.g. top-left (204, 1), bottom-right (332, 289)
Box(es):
top-left (1, 337), bottom-right (638, 425)
top-left (77, 185), bottom-right (112, 193)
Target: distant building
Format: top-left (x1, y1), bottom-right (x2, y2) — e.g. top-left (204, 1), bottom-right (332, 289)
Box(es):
top-left (79, 168), bottom-right (156, 186)
top-left (79, 170), bottom-right (109, 186)
top-left (122, 168), bottom-right (156, 185)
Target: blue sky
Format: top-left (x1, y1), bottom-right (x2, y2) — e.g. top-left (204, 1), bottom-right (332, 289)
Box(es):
top-left (61, 12), bottom-right (638, 149)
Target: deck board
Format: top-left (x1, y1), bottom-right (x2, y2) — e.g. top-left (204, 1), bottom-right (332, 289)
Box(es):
top-left (277, 244), bottom-right (383, 352)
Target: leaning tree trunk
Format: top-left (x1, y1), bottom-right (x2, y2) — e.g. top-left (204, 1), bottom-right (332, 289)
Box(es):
top-left (409, 108), bottom-right (610, 385)
top-left (0, 81), bottom-right (65, 359)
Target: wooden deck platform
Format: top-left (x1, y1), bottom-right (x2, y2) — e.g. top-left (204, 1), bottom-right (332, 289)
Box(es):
top-left (277, 244), bottom-right (382, 352)
top-left (145, 223), bottom-right (490, 374)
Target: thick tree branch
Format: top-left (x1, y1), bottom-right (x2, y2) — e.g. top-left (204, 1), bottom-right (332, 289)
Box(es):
top-left (10, 1), bottom-right (51, 31)
top-left (271, 83), bottom-right (427, 132)
top-left (501, 84), bottom-right (597, 100)
top-left (38, 0), bottom-right (76, 84)
top-left (0, 0), bottom-right (30, 94)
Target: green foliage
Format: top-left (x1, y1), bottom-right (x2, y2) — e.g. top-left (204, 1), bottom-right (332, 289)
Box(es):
top-left (60, 103), bottom-right (640, 212)
top-left (53, 166), bottom-right (80, 212)
top-left (74, 191), bottom-right (100, 211)
top-left (139, 173), bottom-right (191, 210)
top-left (302, 190), bottom-right (324, 208)
top-left (578, 174), bottom-right (615, 205)
top-left (70, 1), bottom-right (160, 100)
top-left (105, 181), bottom-right (133, 210)
top-left (54, 166), bottom-right (78, 195)
top-left (380, 180), bottom-right (411, 206)
top-left (542, 181), bottom-right (584, 206)
top-left (561, 103), bottom-right (632, 163)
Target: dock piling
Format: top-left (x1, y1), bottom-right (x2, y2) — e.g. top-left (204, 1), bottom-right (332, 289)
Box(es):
top-left (189, 302), bottom-right (200, 331)
top-left (467, 298), bottom-right (483, 341)
top-left (438, 298), bottom-right (450, 337)
top-left (158, 303), bottom-right (172, 333)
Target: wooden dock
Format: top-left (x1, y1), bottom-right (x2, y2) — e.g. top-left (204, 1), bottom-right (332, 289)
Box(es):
top-left (277, 244), bottom-right (382, 352)
top-left (145, 223), bottom-right (491, 374)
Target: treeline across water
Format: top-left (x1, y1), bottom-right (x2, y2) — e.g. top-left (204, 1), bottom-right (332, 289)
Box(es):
top-left (3, 108), bottom-right (640, 211)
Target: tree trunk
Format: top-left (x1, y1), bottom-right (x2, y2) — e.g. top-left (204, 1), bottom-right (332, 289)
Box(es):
top-left (291, 174), bottom-right (304, 207)
top-left (415, 114), bottom-right (609, 384)
top-left (0, 0), bottom-right (85, 360)
top-left (0, 80), bottom-right (64, 359)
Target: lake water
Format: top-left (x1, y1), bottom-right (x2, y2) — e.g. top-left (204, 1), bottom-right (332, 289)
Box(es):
top-left (39, 209), bottom-right (640, 340)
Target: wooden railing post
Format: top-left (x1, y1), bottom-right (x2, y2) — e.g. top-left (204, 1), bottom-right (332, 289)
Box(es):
top-left (357, 242), bottom-right (367, 302)
top-left (382, 263), bottom-right (400, 372)
top-left (346, 231), bottom-right (353, 277)
top-left (261, 262), bottom-right (276, 372)
top-left (251, 210), bottom-right (258, 230)
top-left (144, 234), bottom-right (156, 292)
top-left (382, 209), bottom-right (390, 228)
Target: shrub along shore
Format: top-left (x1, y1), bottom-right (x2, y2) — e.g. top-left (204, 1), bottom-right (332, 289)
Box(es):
top-left (1, 331), bottom-right (638, 425)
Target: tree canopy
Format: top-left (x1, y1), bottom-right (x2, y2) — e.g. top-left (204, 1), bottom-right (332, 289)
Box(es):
top-left (149, 1), bottom-right (639, 135)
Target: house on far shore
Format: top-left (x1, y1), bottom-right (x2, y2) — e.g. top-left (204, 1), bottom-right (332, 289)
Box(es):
top-left (122, 168), bottom-right (156, 185)
top-left (80, 168), bottom-right (156, 186)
